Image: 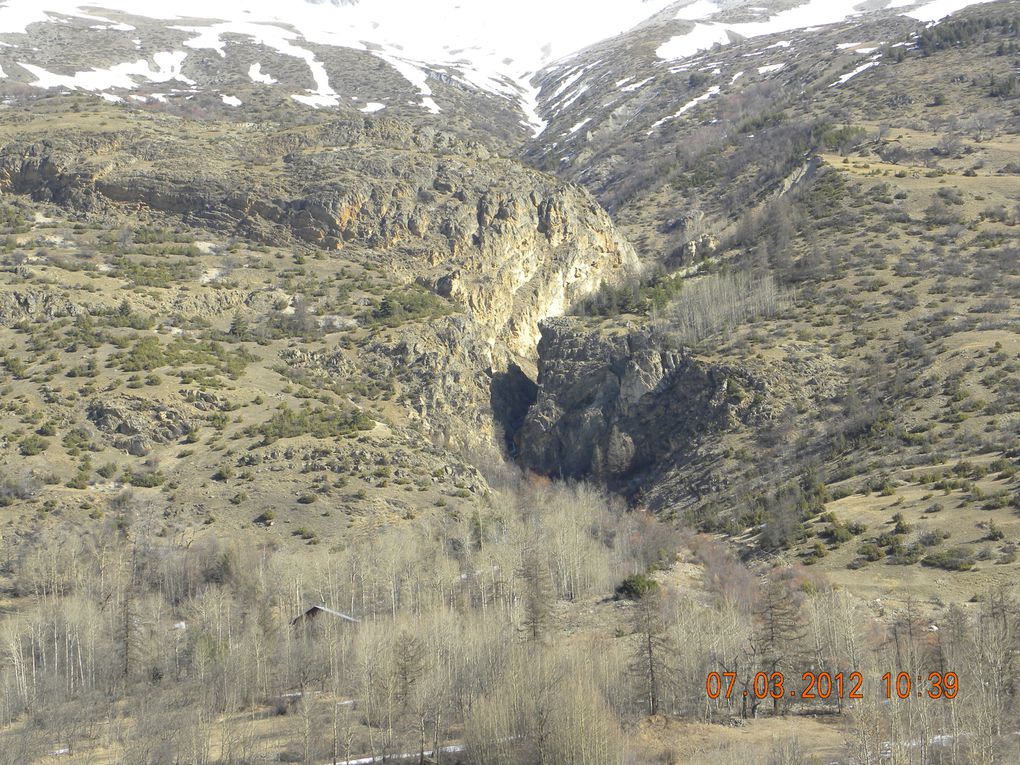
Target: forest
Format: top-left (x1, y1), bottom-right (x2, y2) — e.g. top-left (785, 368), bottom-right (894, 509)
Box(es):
top-left (1, 473), bottom-right (1016, 764)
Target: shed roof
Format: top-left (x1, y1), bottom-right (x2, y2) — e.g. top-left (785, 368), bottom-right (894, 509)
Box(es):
top-left (291, 604), bottom-right (360, 626)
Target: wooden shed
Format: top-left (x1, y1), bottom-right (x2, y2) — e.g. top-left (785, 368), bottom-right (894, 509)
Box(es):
top-left (290, 604), bottom-right (360, 628)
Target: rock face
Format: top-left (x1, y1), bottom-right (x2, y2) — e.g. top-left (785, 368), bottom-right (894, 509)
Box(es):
top-left (517, 318), bottom-right (845, 508)
top-left (0, 115), bottom-right (638, 458)
top-left (87, 397), bottom-right (195, 456)
top-left (0, 289), bottom-right (83, 326)
top-left (0, 118), bottom-right (637, 360)
top-left (518, 318), bottom-right (758, 489)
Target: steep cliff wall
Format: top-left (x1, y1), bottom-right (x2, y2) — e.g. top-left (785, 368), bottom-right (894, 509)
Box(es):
top-left (0, 113), bottom-right (638, 457)
top-left (0, 118), bottom-right (637, 361)
top-left (518, 317), bottom-right (844, 510)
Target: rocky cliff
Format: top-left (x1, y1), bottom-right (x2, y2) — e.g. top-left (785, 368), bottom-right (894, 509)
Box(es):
top-left (0, 116), bottom-right (637, 360)
top-left (0, 110), bottom-right (639, 456)
top-left (518, 317), bottom-right (845, 511)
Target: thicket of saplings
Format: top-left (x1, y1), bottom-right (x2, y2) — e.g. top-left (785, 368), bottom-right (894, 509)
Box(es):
top-left (0, 477), bottom-right (1017, 764)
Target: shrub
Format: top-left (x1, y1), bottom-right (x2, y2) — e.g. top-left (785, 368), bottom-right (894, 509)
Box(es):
top-left (999, 543), bottom-right (1017, 565)
top-left (846, 520), bottom-right (868, 536)
top-left (19, 435), bottom-right (49, 456)
top-left (922, 547), bottom-right (976, 571)
top-left (917, 529), bottom-right (949, 547)
top-left (249, 405), bottom-right (374, 445)
top-left (826, 522), bottom-right (853, 544)
top-left (615, 572), bottom-right (659, 600)
top-left (125, 471), bottom-right (166, 488)
top-left (858, 542), bottom-right (885, 561)
top-left (890, 543), bottom-right (925, 566)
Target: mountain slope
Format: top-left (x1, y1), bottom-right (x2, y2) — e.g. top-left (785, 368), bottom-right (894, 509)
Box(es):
top-left (517, 0), bottom-right (1020, 593)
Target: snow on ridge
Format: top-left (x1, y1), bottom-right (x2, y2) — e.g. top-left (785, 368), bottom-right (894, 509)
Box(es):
top-left (5, 0), bottom-right (994, 128)
top-left (656, 24), bottom-right (732, 60)
top-left (904, 0), bottom-right (1000, 23)
top-left (675, 0), bottom-right (720, 21)
top-left (0, 0), bottom-right (679, 130)
top-left (657, 0), bottom-right (997, 62)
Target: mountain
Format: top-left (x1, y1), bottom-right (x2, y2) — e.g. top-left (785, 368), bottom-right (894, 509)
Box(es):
top-left (0, 0), bottom-right (1000, 144)
top-left (1, 1), bottom-right (1019, 762)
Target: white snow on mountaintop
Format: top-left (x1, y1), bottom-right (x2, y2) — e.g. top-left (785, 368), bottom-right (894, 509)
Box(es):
top-left (675, 1), bottom-right (721, 20)
top-left (904, 0), bottom-right (999, 22)
top-left (657, 0), bottom-right (1001, 61)
top-left (0, 0), bottom-right (678, 134)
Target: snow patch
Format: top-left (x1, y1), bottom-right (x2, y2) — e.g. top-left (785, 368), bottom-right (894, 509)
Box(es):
top-left (376, 53), bottom-right (441, 113)
top-left (621, 76), bottom-right (654, 92)
top-left (17, 50), bottom-right (194, 91)
top-left (549, 67), bottom-right (586, 101)
top-left (248, 63), bottom-right (276, 85)
top-left (292, 93), bottom-right (338, 108)
top-left (830, 60), bottom-right (879, 86)
top-left (174, 21), bottom-right (338, 106)
top-left (904, 0), bottom-right (1000, 23)
top-left (656, 23), bottom-right (731, 60)
top-left (658, 0), bottom-right (896, 61)
top-left (220, 94), bottom-right (241, 106)
top-left (360, 101), bottom-right (386, 113)
top-left (758, 63), bottom-right (784, 74)
top-left (568, 117), bottom-right (590, 134)
top-left (650, 84), bottom-right (720, 129)
top-left (675, 0), bottom-right (720, 20)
